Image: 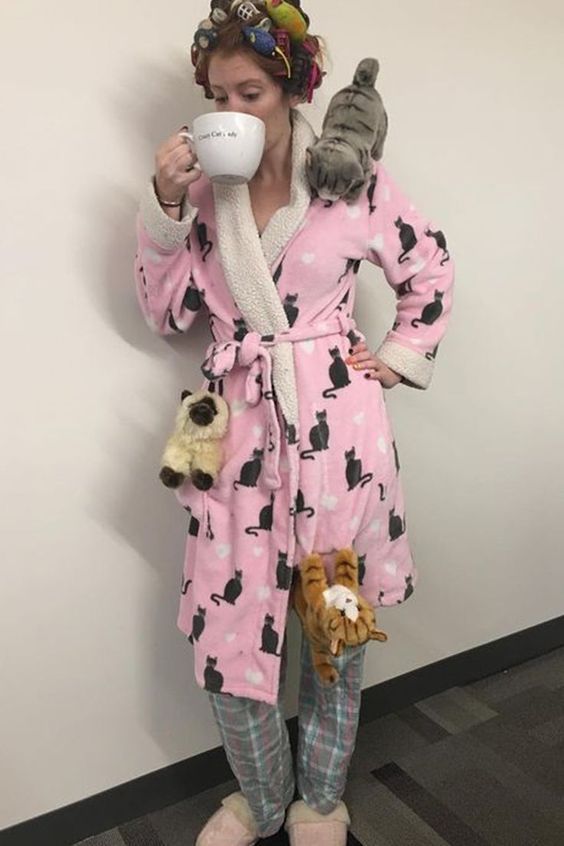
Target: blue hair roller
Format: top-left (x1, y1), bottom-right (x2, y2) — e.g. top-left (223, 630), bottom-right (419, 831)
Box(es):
top-left (242, 26), bottom-right (277, 56)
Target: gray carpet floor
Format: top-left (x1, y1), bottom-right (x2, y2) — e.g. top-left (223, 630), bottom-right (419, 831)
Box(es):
top-left (77, 645), bottom-right (564, 846)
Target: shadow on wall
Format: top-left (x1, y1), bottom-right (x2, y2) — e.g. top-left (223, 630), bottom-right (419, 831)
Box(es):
top-left (87, 52), bottom-right (211, 571)
top-left (82, 53), bottom-right (223, 755)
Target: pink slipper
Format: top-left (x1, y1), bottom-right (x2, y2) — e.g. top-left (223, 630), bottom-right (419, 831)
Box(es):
top-left (284, 799), bottom-right (351, 846)
top-left (195, 791), bottom-right (260, 846)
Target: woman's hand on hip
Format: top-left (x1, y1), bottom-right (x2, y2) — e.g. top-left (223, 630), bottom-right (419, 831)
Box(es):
top-left (346, 341), bottom-right (402, 389)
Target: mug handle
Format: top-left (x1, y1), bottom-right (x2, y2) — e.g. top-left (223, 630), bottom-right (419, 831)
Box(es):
top-left (178, 130), bottom-right (202, 171)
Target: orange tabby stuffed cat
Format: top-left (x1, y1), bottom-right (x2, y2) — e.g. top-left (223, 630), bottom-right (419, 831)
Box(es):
top-left (291, 547), bottom-right (388, 685)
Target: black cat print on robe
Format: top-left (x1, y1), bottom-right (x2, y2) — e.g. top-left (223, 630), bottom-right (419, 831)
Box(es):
top-left (245, 493), bottom-right (275, 536)
top-left (233, 448), bottom-right (264, 489)
top-left (412, 291), bottom-right (444, 328)
top-left (395, 216), bottom-right (417, 263)
top-left (188, 605), bottom-right (206, 644)
top-left (300, 410), bottom-right (329, 460)
top-left (276, 551), bottom-right (292, 591)
top-left (425, 228), bottom-right (450, 265)
top-left (203, 656), bottom-right (233, 694)
top-left (260, 614), bottom-right (283, 657)
top-left (322, 347), bottom-right (351, 398)
top-left (210, 570), bottom-right (244, 606)
top-left (196, 217), bottom-right (213, 262)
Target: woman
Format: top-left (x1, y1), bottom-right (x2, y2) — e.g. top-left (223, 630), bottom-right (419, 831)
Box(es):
top-left (134, 2), bottom-right (454, 844)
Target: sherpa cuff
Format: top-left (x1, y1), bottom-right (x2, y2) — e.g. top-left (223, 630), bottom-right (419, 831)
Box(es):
top-left (376, 339), bottom-right (434, 390)
top-left (138, 178), bottom-right (199, 252)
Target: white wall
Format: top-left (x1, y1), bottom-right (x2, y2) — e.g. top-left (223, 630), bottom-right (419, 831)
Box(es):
top-left (1, 0), bottom-right (563, 830)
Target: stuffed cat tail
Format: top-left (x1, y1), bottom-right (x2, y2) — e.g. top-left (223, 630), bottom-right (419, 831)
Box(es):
top-left (353, 57), bottom-right (380, 88)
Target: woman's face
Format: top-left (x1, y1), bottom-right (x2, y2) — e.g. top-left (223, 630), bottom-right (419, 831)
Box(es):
top-left (207, 50), bottom-right (299, 151)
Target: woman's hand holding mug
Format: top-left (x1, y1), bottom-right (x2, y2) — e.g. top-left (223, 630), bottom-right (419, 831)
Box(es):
top-left (154, 114), bottom-right (266, 218)
top-left (154, 126), bottom-right (202, 213)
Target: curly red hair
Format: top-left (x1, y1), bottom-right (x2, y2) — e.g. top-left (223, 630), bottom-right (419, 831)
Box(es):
top-left (192, 5), bottom-right (326, 104)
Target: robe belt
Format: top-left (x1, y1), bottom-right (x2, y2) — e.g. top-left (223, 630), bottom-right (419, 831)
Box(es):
top-left (201, 312), bottom-right (358, 490)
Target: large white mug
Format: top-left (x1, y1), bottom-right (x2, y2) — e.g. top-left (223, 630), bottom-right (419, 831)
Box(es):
top-left (180, 112), bottom-right (266, 184)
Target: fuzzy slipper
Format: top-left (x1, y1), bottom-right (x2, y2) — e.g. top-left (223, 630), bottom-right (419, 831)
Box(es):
top-left (284, 799), bottom-right (351, 846)
top-left (195, 791), bottom-right (260, 846)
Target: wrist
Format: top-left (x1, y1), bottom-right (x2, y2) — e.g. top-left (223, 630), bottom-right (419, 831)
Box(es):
top-left (153, 176), bottom-right (185, 208)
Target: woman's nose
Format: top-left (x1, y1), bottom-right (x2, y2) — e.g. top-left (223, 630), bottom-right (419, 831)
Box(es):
top-left (222, 96), bottom-right (251, 114)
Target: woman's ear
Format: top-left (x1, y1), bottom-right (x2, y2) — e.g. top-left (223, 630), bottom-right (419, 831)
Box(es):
top-left (289, 93), bottom-right (301, 109)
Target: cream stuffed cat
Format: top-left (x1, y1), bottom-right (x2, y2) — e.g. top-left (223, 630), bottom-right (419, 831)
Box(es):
top-left (159, 389), bottom-right (229, 491)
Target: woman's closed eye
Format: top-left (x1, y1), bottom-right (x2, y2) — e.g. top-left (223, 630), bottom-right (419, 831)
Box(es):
top-left (215, 93), bottom-right (260, 104)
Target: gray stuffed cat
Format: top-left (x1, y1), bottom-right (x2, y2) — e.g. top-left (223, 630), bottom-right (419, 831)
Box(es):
top-left (305, 58), bottom-right (388, 204)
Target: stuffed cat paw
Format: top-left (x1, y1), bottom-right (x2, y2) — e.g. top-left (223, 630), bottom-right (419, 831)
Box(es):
top-left (159, 388), bottom-right (229, 491)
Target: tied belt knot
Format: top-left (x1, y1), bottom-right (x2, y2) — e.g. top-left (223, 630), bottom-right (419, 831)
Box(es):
top-left (200, 312), bottom-right (358, 490)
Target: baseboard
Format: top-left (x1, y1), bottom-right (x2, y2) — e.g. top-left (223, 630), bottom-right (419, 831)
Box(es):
top-left (2, 614), bottom-right (563, 846)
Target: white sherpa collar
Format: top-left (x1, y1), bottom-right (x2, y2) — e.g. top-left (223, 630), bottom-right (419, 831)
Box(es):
top-left (259, 108), bottom-right (317, 268)
top-left (212, 108), bottom-right (317, 427)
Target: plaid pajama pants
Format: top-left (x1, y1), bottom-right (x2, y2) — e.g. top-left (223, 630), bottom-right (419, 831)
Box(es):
top-left (208, 630), bottom-right (367, 839)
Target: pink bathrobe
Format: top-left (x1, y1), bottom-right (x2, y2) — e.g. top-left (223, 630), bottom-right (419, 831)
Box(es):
top-left (134, 109), bottom-right (454, 704)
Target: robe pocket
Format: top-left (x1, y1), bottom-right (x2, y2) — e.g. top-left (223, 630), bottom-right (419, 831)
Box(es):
top-left (176, 485), bottom-right (215, 571)
top-left (174, 478), bottom-right (207, 525)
